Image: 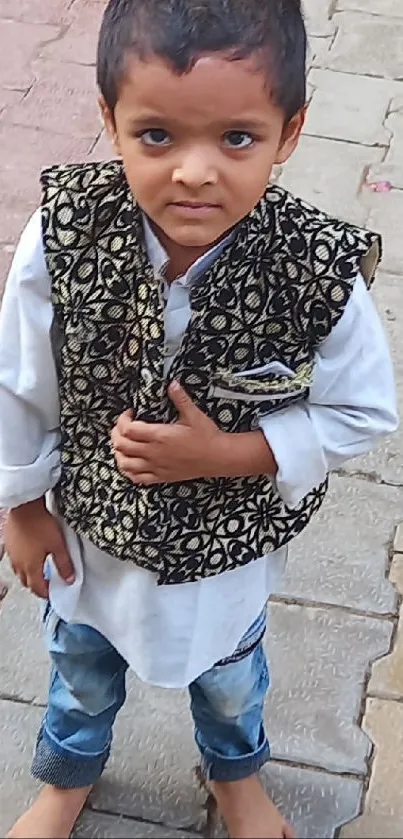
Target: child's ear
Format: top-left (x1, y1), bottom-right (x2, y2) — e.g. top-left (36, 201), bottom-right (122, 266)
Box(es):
top-left (274, 106), bottom-right (306, 165)
top-left (98, 95), bottom-right (121, 156)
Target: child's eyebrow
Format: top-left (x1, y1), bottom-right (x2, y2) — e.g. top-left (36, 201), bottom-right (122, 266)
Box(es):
top-left (126, 115), bottom-right (270, 132)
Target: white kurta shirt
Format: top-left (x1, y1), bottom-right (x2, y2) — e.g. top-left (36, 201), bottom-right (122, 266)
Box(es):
top-left (0, 210), bottom-right (398, 687)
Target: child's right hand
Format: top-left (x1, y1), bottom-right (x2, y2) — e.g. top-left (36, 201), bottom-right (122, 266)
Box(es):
top-left (5, 498), bottom-right (75, 599)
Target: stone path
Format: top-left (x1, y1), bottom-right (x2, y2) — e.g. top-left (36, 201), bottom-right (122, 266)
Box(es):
top-left (1, 0), bottom-right (403, 836)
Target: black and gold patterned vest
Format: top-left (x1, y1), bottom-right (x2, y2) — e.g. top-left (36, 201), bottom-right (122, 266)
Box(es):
top-left (41, 161), bottom-right (380, 584)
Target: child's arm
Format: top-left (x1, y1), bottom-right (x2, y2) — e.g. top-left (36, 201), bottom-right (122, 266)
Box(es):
top-left (257, 274), bottom-right (398, 508)
top-left (0, 211), bottom-right (74, 597)
top-left (112, 275), bottom-right (397, 488)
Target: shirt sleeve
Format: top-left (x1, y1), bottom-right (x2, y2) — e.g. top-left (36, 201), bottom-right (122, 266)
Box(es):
top-left (0, 210), bottom-right (61, 509)
top-left (258, 274), bottom-right (399, 509)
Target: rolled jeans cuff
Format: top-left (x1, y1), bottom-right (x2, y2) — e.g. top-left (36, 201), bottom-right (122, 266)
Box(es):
top-left (197, 726), bottom-right (271, 782)
top-left (31, 725), bottom-right (109, 789)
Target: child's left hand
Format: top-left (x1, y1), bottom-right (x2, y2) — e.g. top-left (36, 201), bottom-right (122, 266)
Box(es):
top-left (111, 381), bottom-right (227, 485)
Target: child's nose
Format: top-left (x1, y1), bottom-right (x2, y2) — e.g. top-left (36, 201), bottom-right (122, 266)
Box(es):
top-left (172, 149), bottom-right (217, 188)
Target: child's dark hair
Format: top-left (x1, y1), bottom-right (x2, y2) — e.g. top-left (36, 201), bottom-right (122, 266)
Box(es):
top-left (97, 0), bottom-right (307, 122)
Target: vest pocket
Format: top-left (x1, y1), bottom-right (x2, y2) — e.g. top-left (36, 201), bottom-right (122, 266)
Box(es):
top-left (208, 363), bottom-right (313, 404)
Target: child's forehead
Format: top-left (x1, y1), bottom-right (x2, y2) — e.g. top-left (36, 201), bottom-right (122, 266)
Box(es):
top-left (116, 52), bottom-right (278, 123)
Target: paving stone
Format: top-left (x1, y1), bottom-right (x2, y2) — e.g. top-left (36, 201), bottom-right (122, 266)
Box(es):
top-left (390, 554), bottom-right (403, 591)
top-left (94, 683), bottom-right (367, 835)
top-left (367, 540), bottom-right (403, 704)
top-left (0, 87), bottom-right (25, 114)
top-left (7, 60), bottom-right (100, 139)
top-left (306, 69), bottom-right (399, 146)
top-left (340, 698), bottom-right (403, 838)
top-left (203, 763), bottom-right (363, 838)
top-left (0, 701), bottom-right (44, 837)
top-left (0, 123), bottom-right (93, 242)
top-left (0, 245), bottom-right (15, 295)
top-left (89, 606), bottom-right (392, 832)
top-left (326, 12), bottom-right (403, 79)
top-left (0, 0), bottom-right (72, 24)
top-left (281, 476), bottom-right (400, 614)
top-left (366, 189), bottom-right (403, 275)
top-left (369, 606), bottom-right (403, 699)
top-left (258, 764), bottom-right (361, 839)
top-left (340, 274), bottom-right (403, 486)
top-left (41, 0), bottom-right (105, 66)
top-left (267, 602), bottom-right (392, 774)
top-left (307, 36), bottom-right (333, 67)
top-left (279, 135), bottom-right (382, 225)
top-left (395, 524), bottom-right (403, 554)
top-left (367, 108), bottom-right (403, 190)
top-left (88, 129), bottom-right (114, 161)
top-left (0, 566), bottom-right (49, 703)
top-left (0, 698), bottom-right (362, 839)
top-left (336, 0), bottom-right (403, 16)
top-left (74, 811), bottom-right (199, 838)
top-left (303, 0), bottom-right (335, 36)
top-left (0, 19), bottom-right (59, 91)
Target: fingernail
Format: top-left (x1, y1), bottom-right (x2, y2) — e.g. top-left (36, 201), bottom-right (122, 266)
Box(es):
top-left (170, 380), bottom-right (180, 391)
top-left (66, 575), bottom-right (75, 584)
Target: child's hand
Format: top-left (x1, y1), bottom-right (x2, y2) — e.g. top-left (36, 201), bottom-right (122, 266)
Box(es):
top-left (111, 381), bottom-right (226, 485)
top-left (6, 499), bottom-right (75, 598)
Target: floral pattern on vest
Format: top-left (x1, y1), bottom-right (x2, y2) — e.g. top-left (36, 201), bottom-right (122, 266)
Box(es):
top-left (41, 161), bottom-right (381, 584)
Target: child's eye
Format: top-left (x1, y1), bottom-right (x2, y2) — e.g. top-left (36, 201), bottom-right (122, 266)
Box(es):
top-left (139, 129), bottom-right (171, 146)
top-left (223, 131), bottom-right (254, 149)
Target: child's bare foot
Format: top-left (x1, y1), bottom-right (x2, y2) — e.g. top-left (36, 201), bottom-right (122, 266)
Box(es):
top-left (6, 784), bottom-right (92, 839)
top-left (211, 774), bottom-right (295, 839)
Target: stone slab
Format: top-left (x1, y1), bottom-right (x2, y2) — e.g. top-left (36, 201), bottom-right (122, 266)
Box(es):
top-left (326, 12), bottom-right (403, 79)
top-left (0, 566), bottom-right (49, 704)
top-left (74, 811), bottom-right (199, 838)
top-left (368, 545), bottom-right (403, 701)
top-left (7, 59), bottom-right (100, 139)
top-left (395, 524), bottom-right (403, 554)
top-left (336, 0), bottom-right (403, 16)
top-left (303, 0), bottom-right (336, 37)
top-left (340, 698), bottom-right (403, 838)
top-left (0, 699), bottom-right (363, 839)
top-left (207, 763), bottom-right (363, 839)
top-left (366, 190), bottom-right (403, 277)
top-left (88, 129), bottom-right (114, 162)
top-left (306, 69), bottom-right (399, 146)
top-left (41, 0), bottom-right (105, 67)
top-left (340, 274), bottom-right (403, 486)
top-left (0, 19), bottom-right (59, 91)
top-left (267, 602), bottom-right (392, 774)
top-left (260, 764), bottom-right (362, 839)
top-left (280, 476), bottom-right (399, 614)
top-left (369, 605), bottom-right (403, 699)
top-left (0, 701), bottom-right (44, 837)
top-left (0, 245), bottom-right (15, 295)
top-left (0, 87), bottom-right (25, 115)
top-left (279, 134), bottom-right (382, 225)
top-left (307, 36), bottom-right (333, 68)
top-left (0, 0), bottom-right (72, 25)
top-left (367, 108), bottom-right (403, 190)
top-left (390, 553), bottom-right (403, 590)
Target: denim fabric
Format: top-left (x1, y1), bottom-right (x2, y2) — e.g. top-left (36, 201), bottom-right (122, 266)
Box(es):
top-left (32, 605), bottom-right (270, 787)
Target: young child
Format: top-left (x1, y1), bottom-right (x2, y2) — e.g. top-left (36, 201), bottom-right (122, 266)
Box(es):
top-left (0, 0), bottom-right (398, 837)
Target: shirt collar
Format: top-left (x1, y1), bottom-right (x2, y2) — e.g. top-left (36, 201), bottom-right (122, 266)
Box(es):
top-left (142, 214), bottom-right (236, 289)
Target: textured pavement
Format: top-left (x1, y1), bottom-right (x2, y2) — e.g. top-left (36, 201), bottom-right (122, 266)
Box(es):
top-left (1, 1), bottom-right (403, 836)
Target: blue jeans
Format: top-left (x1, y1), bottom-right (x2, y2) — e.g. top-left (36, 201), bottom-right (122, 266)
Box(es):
top-left (32, 605), bottom-right (270, 787)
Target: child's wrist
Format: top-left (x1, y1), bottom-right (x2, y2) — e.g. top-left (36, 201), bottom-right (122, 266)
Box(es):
top-left (210, 430), bottom-right (277, 479)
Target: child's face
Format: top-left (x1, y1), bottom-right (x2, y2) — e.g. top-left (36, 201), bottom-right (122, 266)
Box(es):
top-left (101, 53), bottom-right (305, 252)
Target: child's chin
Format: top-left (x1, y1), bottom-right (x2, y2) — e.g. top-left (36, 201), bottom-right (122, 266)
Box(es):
top-left (167, 221), bottom-right (230, 249)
